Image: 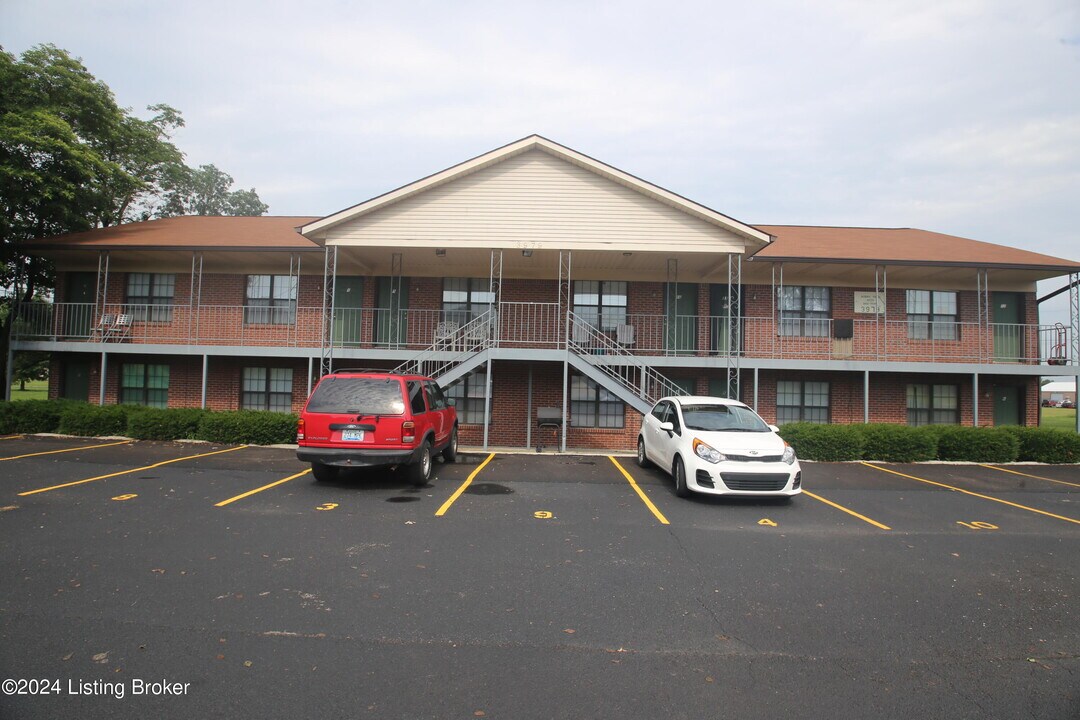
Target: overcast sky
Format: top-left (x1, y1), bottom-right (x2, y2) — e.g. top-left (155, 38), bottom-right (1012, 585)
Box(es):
top-left (2, 0), bottom-right (1078, 325)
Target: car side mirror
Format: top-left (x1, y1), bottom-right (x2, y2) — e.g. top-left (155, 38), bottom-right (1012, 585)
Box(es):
top-left (447, 398), bottom-right (456, 407)
top-left (659, 421), bottom-right (674, 434)
top-left (769, 424), bottom-right (780, 433)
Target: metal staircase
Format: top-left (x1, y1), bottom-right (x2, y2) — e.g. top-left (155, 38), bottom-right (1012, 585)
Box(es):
top-left (566, 311), bottom-right (689, 414)
top-left (391, 310), bottom-right (496, 386)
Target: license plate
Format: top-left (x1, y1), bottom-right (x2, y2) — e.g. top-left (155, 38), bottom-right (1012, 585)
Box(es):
top-left (341, 429), bottom-right (365, 442)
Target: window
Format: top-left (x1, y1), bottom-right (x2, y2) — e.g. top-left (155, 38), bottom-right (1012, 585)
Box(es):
top-left (126, 273), bottom-right (175, 322)
top-left (907, 290), bottom-right (958, 340)
top-left (424, 381), bottom-right (448, 410)
top-left (776, 380), bottom-right (829, 424)
top-left (120, 363), bottom-right (169, 408)
top-left (779, 286), bottom-right (830, 337)
top-left (570, 375), bottom-right (625, 428)
top-left (446, 372), bottom-right (488, 424)
top-left (442, 278), bottom-right (495, 326)
top-left (907, 384), bottom-right (958, 426)
top-left (241, 368), bottom-right (293, 412)
top-left (245, 275), bottom-right (297, 324)
top-left (407, 381), bottom-right (427, 414)
top-left (573, 281), bottom-right (628, 331)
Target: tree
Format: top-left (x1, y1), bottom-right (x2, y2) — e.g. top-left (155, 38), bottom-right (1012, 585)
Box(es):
top-left (11, 351), bottom-right (49, 391)
top-left (0, 44), bottom-right (269, 390)
top-left (152, 163), bottom-right (269, 218)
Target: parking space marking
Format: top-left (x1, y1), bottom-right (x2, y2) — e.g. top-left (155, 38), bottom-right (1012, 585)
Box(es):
top-left (17, 445), bottom-right (247, 496)
top-left (435, 452), bottom-right (495, 517)
top-left (860, 462), bottom-right (1080, 527)
top-left (607, 457), bottom-right (670, 525)
top-left (979, 464), bottom-right (1080, 489)
top-left (214, 468), bottom-right (312, 507)
top-left (801, 490), bottom-right (892, 530)
top-left (1, 440), bottom-right (131, 462)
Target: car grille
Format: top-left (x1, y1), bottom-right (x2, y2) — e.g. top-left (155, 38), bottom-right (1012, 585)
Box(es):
top-left (725, 453), bottom-right (783, 462)
top-left (719, 473), bottom-right (790, 491)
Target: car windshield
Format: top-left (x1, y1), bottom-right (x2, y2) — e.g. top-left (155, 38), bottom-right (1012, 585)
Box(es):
top-left (307, 377), bottom-right (406, 415)
top-left (680, 404), bottom-right (770, 432)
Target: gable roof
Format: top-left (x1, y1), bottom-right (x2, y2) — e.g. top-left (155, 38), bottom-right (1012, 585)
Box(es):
top-left (24, 216), bottom-right (321, 251)
top-left (752, 225), bottom-right (1080, 271)
top-left (299, 134), bottom-right (773, 246)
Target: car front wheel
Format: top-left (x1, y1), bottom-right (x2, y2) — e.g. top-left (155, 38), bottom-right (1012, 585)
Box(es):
top-left (636, 437), bottom-right (651, 468)
top-left (673, 456), bottom-right (690, 498)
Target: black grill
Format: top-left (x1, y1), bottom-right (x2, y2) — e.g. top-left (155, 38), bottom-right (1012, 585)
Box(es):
top-left (695, 469), bottom-right (715, 488)
top-left (719, 473), bottom-right (790, 491)
top-left (725, 453), bottom-right (783, 463)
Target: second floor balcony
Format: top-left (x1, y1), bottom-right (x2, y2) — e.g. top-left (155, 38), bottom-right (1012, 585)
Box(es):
top-left (10, 300), bottom-right (1076, 367)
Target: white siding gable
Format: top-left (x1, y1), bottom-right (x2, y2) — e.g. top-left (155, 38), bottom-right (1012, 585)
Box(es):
top-left (325, 149), bottom-right (749, 254)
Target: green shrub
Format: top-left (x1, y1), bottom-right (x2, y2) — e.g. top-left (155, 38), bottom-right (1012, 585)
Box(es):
top-left (852, 424), bottom-right (938, 462)
top-left (778, 422), bottom-right (865, 462)
top-left (57, 403), bottom-right (131, 436)
top-left (196, 411), bottom-right (298, 445)
top-left (126, 408), bottom-right (206, 441)
top-left (1007, 427), bottom-right (1080, 464)
top-left (935, 426), bottom-right (1019, 463)
top-left (0, 399), bottom-right (72, 434)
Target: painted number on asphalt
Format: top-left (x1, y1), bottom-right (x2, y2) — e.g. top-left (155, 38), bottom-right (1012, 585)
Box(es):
top-left (111, 494), bottom-right (138, 501)
top-left (534, 511), bottom-right (553, 519)
top-left (957, 521), bottom-right (998, 530)
top-left (316, 503), bottom-right (339, 511)
top-left (758, 518), bottom-right (777, 527)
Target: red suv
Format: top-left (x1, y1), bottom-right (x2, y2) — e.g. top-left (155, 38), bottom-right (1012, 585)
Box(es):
top-left (296, 370), bottom-right (458, 485)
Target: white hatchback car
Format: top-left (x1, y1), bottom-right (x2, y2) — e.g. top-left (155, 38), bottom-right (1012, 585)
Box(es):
top-left (637, 396), bottom-right (802, 499)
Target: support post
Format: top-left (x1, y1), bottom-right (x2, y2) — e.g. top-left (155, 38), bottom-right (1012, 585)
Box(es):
top-left (389, 252), bottom-right (403, 349)
top-left (320, 246), bottom-right (338, 376)
top-left (99, 352), bottom-right (107, 406)
top-left (4, 346), bottom-right (13, 402)
top-left (559, 251), bottom-right (572, 453)
top-left (201, 354), bottom-right (208, 409)
top-left (307, 356), bottom-right (314, 398)
top-left (973, 373), bottom-right (979, 427)
top-left (95, 251), bottom-right (110, 323)
top-left (482, 356), bottom-right (493, 450)
top-left (753, 366), bottom-right (759, 412)
top-left (526, 363), bottom-right (533, 450)
top-left (489, 249), bottom-right (503, 344)
top-left (863, 370), bottom-right (870, 423)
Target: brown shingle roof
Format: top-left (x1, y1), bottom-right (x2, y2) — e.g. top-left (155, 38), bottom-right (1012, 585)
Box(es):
top-left (25, 216), bottom-right (321, 251)
top-left (754, 225), bottom-right (1080, 270)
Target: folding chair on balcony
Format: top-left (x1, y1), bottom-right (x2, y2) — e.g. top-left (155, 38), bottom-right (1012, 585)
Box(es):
top-left (433, 321), bottom-right (459, 350)
top-left (93, 314), bottom-right (115, 341)
top-left (104, 313), bottom-right (132, 342)
top-left (616, 323), bottom-right (636, 347)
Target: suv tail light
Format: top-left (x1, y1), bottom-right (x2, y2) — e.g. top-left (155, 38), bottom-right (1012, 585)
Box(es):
top-left (296, 418), bottom-right (305, 442)
top-left (402, 421), bottom-right (415, 444)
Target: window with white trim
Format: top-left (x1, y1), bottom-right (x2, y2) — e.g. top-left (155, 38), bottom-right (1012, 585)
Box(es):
top-left (241, 367), bottom-right (293, 412)
top-left (906, 384), bottom-right (958, 426)
top-left (126, 273), bottom-right (175, 322)
top-left (570, 375), bottom-right (625, 428)
top-left (245, 275), bottom-right (297, 325)
top-left (120, 363), bottom-right (169, 408)
top-left (573, 281), bottom-right (628, 331)
top-left (442, 278), bottom-right (494, 326)
top-left (779, 286), bottom-right (830, 337)
top-left (445, 372), bottom-right (488, 424)
top-left (906, 290), bottom-right (958, 340)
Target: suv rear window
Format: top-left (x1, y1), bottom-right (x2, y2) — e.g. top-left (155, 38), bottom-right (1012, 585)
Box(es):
top-left (307, 377), bottom-right (406, 415)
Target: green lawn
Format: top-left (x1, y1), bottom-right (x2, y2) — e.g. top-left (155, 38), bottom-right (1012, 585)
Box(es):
top-left (1041, 406), bottom-right (1078, 431)
top-left (8, 379), bottom-right (48, 402)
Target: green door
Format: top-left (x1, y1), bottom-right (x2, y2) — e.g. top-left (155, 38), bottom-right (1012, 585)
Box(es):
top-left (665, 283), bottom-right (697, 355)
top-left (993, 385), bottom-right (1022, 426)
top-left (992, 292), bottom-right (1022, 362)
top-left (709, 284), bottom-right (741, 355)
top-left (374, 277), bottom-right (408, 347)
top-left (332, 276), bottom-right (364, 346)
top-left (64, 272), bottom-right (96, 337)
top-left (62, 358), bottom-right (90, 401)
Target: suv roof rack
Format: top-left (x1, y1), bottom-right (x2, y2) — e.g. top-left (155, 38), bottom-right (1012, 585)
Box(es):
top-left (328, 368), bottom-right (397, 375)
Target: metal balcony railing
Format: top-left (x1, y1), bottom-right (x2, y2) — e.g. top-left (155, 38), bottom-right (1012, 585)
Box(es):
top-left (10, 301), bottom-right (1076, 367)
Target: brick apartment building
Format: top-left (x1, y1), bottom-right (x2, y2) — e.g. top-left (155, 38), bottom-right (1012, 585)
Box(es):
top-left (10, 136), bottom-right (1080, 450)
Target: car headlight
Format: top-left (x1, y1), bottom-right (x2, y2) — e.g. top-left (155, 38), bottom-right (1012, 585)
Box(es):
top-left (782, 444), bottom-right (796, 465)
top-left (693, 438), bottom-right (725, 464)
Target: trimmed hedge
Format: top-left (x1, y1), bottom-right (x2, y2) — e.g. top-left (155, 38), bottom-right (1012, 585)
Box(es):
top-left (127, 408), bottom-right (206, 441)
top-left (57, 403), bottom-right (134, 436)
top-left (851, 424), bottom-right (938, 463)
top-left (1003, 426), bottom-right (1080, 464)
top-left (935, 426), bottom-right (1019, 463)
top-left (196, 410), bottom-right (298, 445)
top-left (778, 422), bottom-right (865, 462)
top-left (0, 399), bottom-right (73, 434)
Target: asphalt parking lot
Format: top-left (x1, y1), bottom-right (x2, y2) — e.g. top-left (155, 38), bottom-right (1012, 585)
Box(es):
top-left (1, 434), bottom-right (1078, 719)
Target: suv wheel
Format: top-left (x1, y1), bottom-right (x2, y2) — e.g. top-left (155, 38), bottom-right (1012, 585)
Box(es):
top-left (409, 441), bottom-right (433, 486)
top-left (311, 462), bottom-right (339, 482)
top-left (442, 426), bottom-right (458, 463)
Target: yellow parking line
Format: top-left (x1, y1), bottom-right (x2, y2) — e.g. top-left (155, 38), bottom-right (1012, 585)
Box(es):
top-left (215, 468), bottom-right (312, 507)
top-left (18, 445), bottom-right (247, 496)
top-left (802, 490), bottom-right (891, 530)
top-left (860, 462), bottom-right (1080, 527)
top-left (979, 464), bottom-right (1080, 489)
top-left (436, 453), bottom-right (495, 517)
top-left (0, 434), bottom-right (23, 440)
top-left (1, 440), bottom-right (131, 462)
top-left (608, 456), bottom-right (670, 525)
